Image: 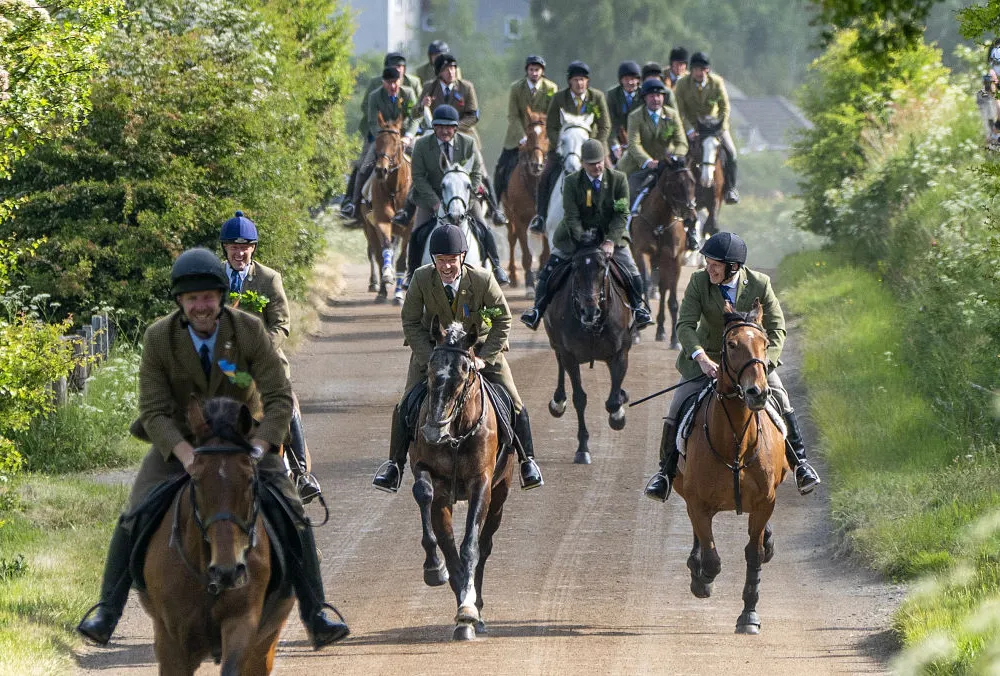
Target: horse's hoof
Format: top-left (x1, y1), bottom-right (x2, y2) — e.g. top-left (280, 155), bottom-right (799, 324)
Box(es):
top-left (549, 398), bottom-right (567, 418)
top-left (736, 612), bottom-right (761, 634)
top-left (525, 287), bottom-right (535, 300)
top-left (655, 330), bottom-right (665, 342)
top-left (690, 580), bottom-right (713, 599)
top-left (608, 410), bottom-right (626, 431)
top-left (632, 334), bottom-right (641, 345)
top-left (763, 540), bottom-right (775, 564)
top-left (574, 450), bottom-right (591, 465)
top-left (423, 562), bottom-right (449, 587)
top-left (669, 340), bottom-right (681, 351)
top-left (455, 605), bottom-right (480, 624)
top-left (368, 282), bottom-right (379, 292)
top-left (453, 623), bottom-right (476, 641)
top-left (374, 294), bottom-right (387, 304)
top-left (475, 618), bottom-right (487, 634)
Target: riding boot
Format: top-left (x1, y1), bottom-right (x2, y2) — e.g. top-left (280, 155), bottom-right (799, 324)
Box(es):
top-left (470, 216), bottom-right (510, 285)
top-left (684, 222), bottom-right (700, 251)
top-left (351, 163), bottom-right (374, 211)
top-left (724, 158), bottom-right (740, 204)
top-left (482, 176), bottom-right (508, 225)
top-left (494, 148), bottom-right (517, 202)
top-left (391, 195), bottom-right (416, 227)
top-left (373, 405), bottom-right (409, 493)
top-left (291, 521), bottom-right (350, 649)
top-left (77, 520), bottom-right (134, 645)
top-left (520, 256), bottom-right (559, 329)
top-left (530, 154), bottom-right (558, 233)
top-left (406, 219), bottom-right (434, 284)
top-left (627, 274), bottom-right (654, 329)
top-left (512, 408), bottom-right (543, 490)
top-left (782, 411), bottom-right (821, 495)
top-left (288, 407), bottom-right (322, 505)
top-left (340, 166), bottom-right (359, 218)
top-left (644, 421), bottom-right (679, 502)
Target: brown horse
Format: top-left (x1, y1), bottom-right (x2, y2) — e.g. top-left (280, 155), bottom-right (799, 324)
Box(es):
top-left (687, 117), bottom-right (727, 242)
top-left (502, 107), bottom-right (548, 291)
top-left (672, 300), bottom-right (789, 635)
top-left (362, 112), bottom-right (411, 303)
top-left (628, 158), bottom-right (698, 347)
top-left (545, 246), bottom-right (634, 463)
top-left (139, 397), bottom-right (294, 674)
top-left (409, 318), bottom-right (515, 641)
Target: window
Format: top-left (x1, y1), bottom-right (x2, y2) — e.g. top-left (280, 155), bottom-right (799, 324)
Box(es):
top-left (504, 15), bottom-right (523, 40)
top-left (422, 13), bottom-right (437, 32)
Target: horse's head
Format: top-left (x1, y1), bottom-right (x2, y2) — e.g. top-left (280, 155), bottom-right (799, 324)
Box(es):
top-left (374, 113), bottom-right (404, 181)
top-left (657, 156), bottom-right (699, 228)
top-left (720, 299), bottom-right (770, 410)
top-left (440, 156), bottom-right (475, 223)
top-left (557, 110), bottom-right (593, 175)
top-left (522, 107), bottom-right (549, 176)
top-left (422, 317), bottom-right (479, 445)
top-left (186, 397), bottom-right (260, 595)
top-left (570, 245), bottom-right (611, 331)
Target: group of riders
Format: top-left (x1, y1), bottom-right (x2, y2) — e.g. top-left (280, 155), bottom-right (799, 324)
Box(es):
top-left (74, 42), bottom-right (822, 655)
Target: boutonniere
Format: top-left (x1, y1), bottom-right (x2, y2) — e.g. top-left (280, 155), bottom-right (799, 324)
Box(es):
top-left (613, 197), bottom-right (629, 214)
top-left (229, 289), bottom-right (269, 313)
top-left (218, 359), bottom-right (253, 388)
top-left (401, 97), bottom-right (413, 115)
top-left (659, 121), bottom-right (676, 141)
top-left (453, 91), bottom-right (463, 102)
top-left (478, 305), bottom-right (504, 328)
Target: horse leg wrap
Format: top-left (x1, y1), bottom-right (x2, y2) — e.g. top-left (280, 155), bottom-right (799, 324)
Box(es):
top-left (381, 248), bottom-right (394, 271)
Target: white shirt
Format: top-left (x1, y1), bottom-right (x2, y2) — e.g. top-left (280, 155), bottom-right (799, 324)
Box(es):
top-left (443, 275), bottom-right (462, 300)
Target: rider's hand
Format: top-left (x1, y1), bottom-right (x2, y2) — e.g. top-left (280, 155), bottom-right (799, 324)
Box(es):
top-left (474, 357), bottom-right (486, 370)
top-left (600, 240), bottom-right (614, 256)
top-left (695, 354), bottom-right (719, 379)
top-left (173, 441), bottom-right (196, 472)
top-left (421, 95), bottom-right (432, 109)
top-left (687, 129), bottom-right (698, 140)
top-left (647, 159), bottom-right (659, 169)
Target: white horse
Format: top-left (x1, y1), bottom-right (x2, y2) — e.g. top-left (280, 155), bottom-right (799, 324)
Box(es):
top-left (542, 111), bottom-right (593, 251)
top-left (420, 157), bottom-right (488, 271)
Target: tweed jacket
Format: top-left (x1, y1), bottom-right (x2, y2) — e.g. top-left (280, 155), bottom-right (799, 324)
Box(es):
top-left (138, 307), bottom-right (293, 460)
top-left (415, 62), bottom-right (463, 88)
top-left (605, 84), bottom-right (643, 148)
top-left (232, 261), bottom-right (290, 372)
top-left (411, 131), bottom-right (483, 211)
top-left (617, 105), bottom-right (688, 176)
top-left (675, 267), bottom-right (786, 380)
top-left (553, 167), bottom-right (629, 254)
top-left (502, 76), bottom-right (558, 149)
top-left (546, 87), bottom-right (611, 151)
top-left (418, 78), bottom-right (481, 145)
top-left (366, 85), bottom-right (421, 138)
top-left (358, 73), bottom-right (422, 137)
top-left (674, 72), bottom-right (732, 134)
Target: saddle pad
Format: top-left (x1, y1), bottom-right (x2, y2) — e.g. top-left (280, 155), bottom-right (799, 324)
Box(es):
top-left (482, 377), bottom-right (515, 450)
top-left (403, 380), bottom-right (429, 431)
top-left (676, 384), bottom-right (788, 457)
top-left (362, 173), bottom-right (374, 203)
top-left (128, 474), bottom-right (190, 592)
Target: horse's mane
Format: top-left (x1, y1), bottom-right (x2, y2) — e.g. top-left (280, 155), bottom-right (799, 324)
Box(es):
top-left (200, 398), bottom-right (248, 448)
top-left (723, 310), bottom-right (754, 325)
top-left (443, 321), bottom-right (467, 347)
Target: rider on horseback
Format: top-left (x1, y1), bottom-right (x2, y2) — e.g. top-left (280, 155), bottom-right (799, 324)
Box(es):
top-left (373, 224), bottom-right (543, 493)
top-left (402, 104), bottom-right (510, 286)
top-left (415, 40), bottom-right (462, 87)
top-left (520, 139), bottom-right (654, 331)
top-left (667, 47), bottom-right (689, 88)
top-left (219, 211), bottom-right (323, 504)
top-left (77, 249), bottom-right (349, 650)
top-left (674, 51), bottom-right (740, 204)
top-left (606, 61), bottom-right (643, 164)
top-left (529, 61), bottom-right (611, 234)
top-left (642, 232), bottom-right (821, 501)
top-left (494, 54), bottom-right (557, 208)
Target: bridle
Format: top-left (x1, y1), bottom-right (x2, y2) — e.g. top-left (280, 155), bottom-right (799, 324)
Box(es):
top-left (634, 164), bottom-right (698, 235)
top-left (717, 321), bottom-right (769, 402)
top-left (374, 127), bottom-right (405, 175)
top-left (559, 123), bottom-right (590, 174)
top-left (425, 344), bottom-right (487, 448)
top-left (441, 166), bottom-right (471, 217)
top-left (571, 249), bottom-right (611, 333)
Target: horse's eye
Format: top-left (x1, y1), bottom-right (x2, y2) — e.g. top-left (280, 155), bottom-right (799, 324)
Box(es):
top-left (726, 341), bottom-right (738, 350)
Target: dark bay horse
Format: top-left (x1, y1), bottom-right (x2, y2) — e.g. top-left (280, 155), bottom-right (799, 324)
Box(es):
top-left (628, 158), bottom-right (698, 347)
top-left (362, 112), bottom-right (411, 304)
top-left (410, 318), bottom-right (515, 641)
top-left (544, 246), bottom-right (634, 463)
top-left (139, 397), bottom-right (294, 674)
top-left (672, 300), bottom-right (789, 634)
top-left (687, 117), bottom-right (727, 242)
top-left (502, 107), bottom-right (548, 291)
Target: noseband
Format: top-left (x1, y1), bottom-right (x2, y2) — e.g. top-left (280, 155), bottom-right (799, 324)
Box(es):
top-left (426, 345), bottom-right (487, 448)
top-left (441, 167), bottom-right (471, 216)
top-left (374, 128), bottom-right (403, 174)
top-left (572, 253), bottom-right (611, 333)
top-left (717, 321), bottom-right (769, 401)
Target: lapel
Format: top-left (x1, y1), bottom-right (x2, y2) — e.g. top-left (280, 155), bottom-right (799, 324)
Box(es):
top-left (596, 169), bottom-right (611, 209)
top-left (455, 270), bottom-right (473, 320)
top-left (734, 267), bottom-right (748, 307)
top-left (244, 261), bottom-right (257, 287)
top-left (428, 268), bottom-right (455, 323)
top-left (711, 273), bottom-right (729, 313)
top-left (208, 313), bottom-right (234, 395)
top-left (175, 316), bottom-right (210, 392)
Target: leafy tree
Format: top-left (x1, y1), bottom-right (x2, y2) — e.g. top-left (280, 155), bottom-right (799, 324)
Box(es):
top-left (810, 0), bottom-right (945, 58)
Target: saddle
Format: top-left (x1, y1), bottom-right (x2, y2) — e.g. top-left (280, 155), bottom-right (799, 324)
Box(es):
top-left (405, 377), bottom-right (516, 451)
top-left (675, 381), bottom-right (788, 458)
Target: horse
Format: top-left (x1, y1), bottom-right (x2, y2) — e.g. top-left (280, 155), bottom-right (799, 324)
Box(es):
top-left (362, 112), bottom-right (411, 304)
top-left (409, 318), bottom-right (515, 641)
top-left (544, 245), bottom-right (634, 463)
top-left (686, 116), bottom-right (727, 243)
top-left (628, 158), bottom-right (698, 347)
top-left (502, 107), bottom-right (548, 292)
top-left (138, 397), bottom-right (294, 674)
top-left (537, 111), bottom-right (592, 262)
top-left (672, 300), bottom-right (789, 635)
top-left (418, 157), bottom-right (487, 272)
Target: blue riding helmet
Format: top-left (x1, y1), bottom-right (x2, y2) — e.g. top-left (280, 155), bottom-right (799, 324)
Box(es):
top-left (428, 40), bottom-right (449, 56)
top-left (432, 104), bottom-right (460, 126)
top-left (641, 78), bottom-right (668, 96)
top-left (567, 61), bottom-right (590, 79)
top-left (219, 211), bottom-right (259, 244)
top-left (618, 61), bottom-right (641, 80)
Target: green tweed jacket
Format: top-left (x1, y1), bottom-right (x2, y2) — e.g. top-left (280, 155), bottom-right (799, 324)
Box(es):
top-left (502, 76), bottom-right (558, 149)
top-left (418, 78), bottom-right (481, 146)
top-left (605, 84), bottom-right (643, 148)
top-left (401, 264), bottom-right (511, 392)
top-left (358, 73), bottom-right (422, 136)
top-left (673, 72), bottom-right (732, 134)
top-left (415, 62), bottom-right (462, 88)
top-left (233, 261), bottom-right (290, 371)
top-left (366, 85), bottom-right (421, 138)
top-left (138, 307), bottom-right (293, 459)
top-left (617, 105), bottom-right (688, 176)
top-left (675, 267), bottom-right (786, 380)
top-left (553, 167), bottom-right (629, 254)
top-left (411, 131), bottom-right (483, 211)
top-left (546, 87), bottom-right (611, 150)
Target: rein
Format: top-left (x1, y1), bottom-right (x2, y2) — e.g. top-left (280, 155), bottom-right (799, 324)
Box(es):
top-left (634, 167), bottom-right (697, 237)
top-left (571, 253), bottom-right (611, 333)
top-left (374, 127), bottom-right (404, 174)
top-left (426, 345), bottom-right (488, 447)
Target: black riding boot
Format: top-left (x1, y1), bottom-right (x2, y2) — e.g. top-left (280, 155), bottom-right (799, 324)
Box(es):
top-left (724, 158), bottom-right (740, 204)
top-left (373, 405), bottom-right (410, 493)
top-left (530, 153), bottom-right (559, 233)
top-left (684, 220), bottom-right (699, 251)
top-left (520, 256), bottom-right (560, 329)
top-left (513, 408), bottom-right (543, 490)
top-left (644, 421), bottom-right (679, 502)
top-left (627, 273), bottom-right (654, 329)
top-left (406, 218), bottom-right (435, 284)
top-left (351, 163), bottom-right (374, 211)
top-left (470, 216), bottom-right (510, 285)
top-left (494, 148), bottom-right (518, 202)
top-left (77, 520), bottom-right (133, 645)
top-left (289, 517), bottom-right (350, 649)
top-left (782, 411), bottom-right (821, 495)
top-left (391, 194), bottom-right (416, 227)
top-left (340, 166), bottom-right (359, 218)
top-left (288, 407), bottom-right (322, 505)
top-left (482, 175), bottom-right (508, 225)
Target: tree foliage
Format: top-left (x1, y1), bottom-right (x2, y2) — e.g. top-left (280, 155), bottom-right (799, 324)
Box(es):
top-left (957, 0), bottom-right (1000, 42)
top-left (810, 0), bottom-right (944, 58)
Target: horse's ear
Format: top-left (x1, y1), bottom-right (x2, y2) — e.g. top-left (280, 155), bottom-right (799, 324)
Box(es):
top-left (464, 323), bottom-right (479, 350)
top-left (462, 155), bottom-right (475, 174)
top-left (723, 300), bottom-right (735, 315)
top-left (559, 108), bottom-right (567, 126)
top-left (749, 297), bottom-right (763, 324)
top-left (237, 404), bottom-right (254, 438)
top-left (582, 112), bottom-right (595, 128)
top-left (431, 314), bottom-right (445, 344)
top-left (187, 395), bottom-right (209, 440)
top-left (377, 110), bottom-right (387, 129)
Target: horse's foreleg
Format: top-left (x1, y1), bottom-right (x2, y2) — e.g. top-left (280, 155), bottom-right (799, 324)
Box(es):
top-left (737, 506), bottom-right (774, 635)
top-left (455, 477), bottom-right (490, 629)
top-left (152, 624), bottom-right (199, 676)
top-left (686, 503), bottom-right (720, 598)
top-left (413, 469), bottom-right (448, 587)
top-left (520, 225), bottom-right (534, 290)
top-left (666, 274), bottom-right (680, 351)
top-left (473, 466), bottom-right (512, 635)
top-left (564, 358), bottom-right (590, 464)
top-left (219, 615), bottom-right (257, 676)
top-left (549, 352), bottom-right (568, 417)
top-left (605, 351), bottom-right (629, 432)
top-left (432, 499), bottom-right (461, 597)
top-left (506, 220), bottom-right (519, 287)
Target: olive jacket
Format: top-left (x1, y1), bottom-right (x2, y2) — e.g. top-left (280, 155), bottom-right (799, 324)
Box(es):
top-left (411, 131), bottom-right (483, 211)
top-left (616, 105), bottom-right (688, 176)
top-left (553, 167), bottom-right (629, 254)
top-left (546, 87), bottom-right (611, 151)
top-left (502, 76), bottom-right (558, 149)
top-left (232, 261), bottom-right (291, 374)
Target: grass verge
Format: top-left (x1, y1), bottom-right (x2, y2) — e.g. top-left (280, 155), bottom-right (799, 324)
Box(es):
top-left (777, 249), bottom-right (1000, 674)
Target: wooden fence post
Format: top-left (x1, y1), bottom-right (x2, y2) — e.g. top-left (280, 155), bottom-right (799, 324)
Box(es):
top-left (91, 314), bottom-right (109, 362)
top-left (74, 327), bottom-right (93, 391)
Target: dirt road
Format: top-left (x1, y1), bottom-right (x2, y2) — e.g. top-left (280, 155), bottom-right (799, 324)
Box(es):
top-left (76, 262), bottom-right (900, 675)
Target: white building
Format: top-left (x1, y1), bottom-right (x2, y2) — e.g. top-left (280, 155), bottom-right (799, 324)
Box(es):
top-left (345, 0), bottom-right (422, 56)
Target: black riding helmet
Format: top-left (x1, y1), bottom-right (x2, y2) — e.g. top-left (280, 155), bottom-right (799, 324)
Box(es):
top-left (434, 53), bottom-right (458, 74)
top-left (384, 51), bottom-right (406, 67)
top-left (618, 60), bottom-right (641, 80)
top-left (690, 51), bottom-right (710, 68)
top-left (170, 248), bottom-right (230, 300)
top-left (525, 54), bottom-right (546, 70)
top-left (429, 224), bottom-right (469, 256)
top-left (669, 47), bottom-right (689, 65)
top-left (641, 78), bottom-right (668, 96)
top-left (641, 62), bottom-right (664, 81)
top-left (567, 60), bottom-right (590, 80)
top-left (700, 232), bottom-right (747, 265)
top-left (428, 40), bottom-right (449, 57)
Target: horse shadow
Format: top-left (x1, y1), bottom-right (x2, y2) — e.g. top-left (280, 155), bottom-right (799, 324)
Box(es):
top-left (347, 619), bottom-right (645, 646)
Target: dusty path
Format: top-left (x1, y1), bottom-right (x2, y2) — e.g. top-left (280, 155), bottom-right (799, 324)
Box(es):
top-left (76, 262), bottom-right (900, 675)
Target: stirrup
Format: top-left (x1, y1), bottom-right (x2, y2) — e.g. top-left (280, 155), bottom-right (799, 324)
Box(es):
top-left (518, 459), bottom-right (543, 490)
top-left (372, 460), bottom-right (402, 493)
top-left (520, 308), bottom-right (541, 330)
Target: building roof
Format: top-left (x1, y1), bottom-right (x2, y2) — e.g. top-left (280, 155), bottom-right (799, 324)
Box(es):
top-left (731, 96), bottom-right (813, 151)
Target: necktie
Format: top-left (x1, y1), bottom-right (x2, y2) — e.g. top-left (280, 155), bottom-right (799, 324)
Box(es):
top-left (576, 96), bottom-right (584, 113)
top-left (625, 93), bottom-right (633, 109)
top-left (443, 142), bottom-right (452, 163)
top-left (720, 285), bottom-right (735, 305)
top-left (444, 86), bottom-right (452, 99)
top-left (592, 178), bottom-right (601, 192)
top-left (199, 344), bottom-right (211, 380)
top-left (230, 270), bottom-right (241, 292)
top-left (445, 285), bottom-right (456, 303)
top-left (390, 95), bottom-right (397, 104)
top-left (651, 112), bottom-right (659, 126)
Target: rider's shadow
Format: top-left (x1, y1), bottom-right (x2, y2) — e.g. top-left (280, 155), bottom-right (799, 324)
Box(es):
top-left (345, 620), bottom-right (644, 646)
top-left (74, 640), bottom-right (157, 670)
